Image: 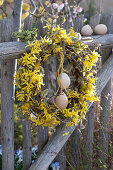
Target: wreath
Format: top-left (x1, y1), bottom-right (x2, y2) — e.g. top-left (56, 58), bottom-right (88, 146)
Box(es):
top-left (15, 25), bottom-right (100, 128)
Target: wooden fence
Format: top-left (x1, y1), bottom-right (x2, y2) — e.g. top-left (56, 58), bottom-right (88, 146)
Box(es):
top-left (0, 16), bottom-right (113, 170)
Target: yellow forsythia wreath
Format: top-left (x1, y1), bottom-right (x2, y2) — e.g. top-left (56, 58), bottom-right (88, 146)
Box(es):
top-left (14, 25), bottom-right (100, 127)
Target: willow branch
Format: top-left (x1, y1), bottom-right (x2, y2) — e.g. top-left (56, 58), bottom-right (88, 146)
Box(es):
top-left (0, 6), bottom-right (7, 17)
top-left (30, 12), bottom-right (46, 18)
top-left (30, 0), bottom-right (37, 15)
top-left (65, 0), bottom-right (74, 28)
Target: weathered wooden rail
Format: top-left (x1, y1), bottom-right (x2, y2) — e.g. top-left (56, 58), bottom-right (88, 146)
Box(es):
top-left (0, 34), bottom-right (113, 169)
top-left (1, 34), bottom-right (113, 60)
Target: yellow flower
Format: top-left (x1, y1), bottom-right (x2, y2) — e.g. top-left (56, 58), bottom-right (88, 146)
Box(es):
top-left (23, 3), bottom-right (30, 11)
top-left (48, 17), bottom-right (52, 24)
top-left (45, 1), bottom-right (51, 7)
top-left (43, 54), bottom-right (50, 61)
top-left (22, 12), bottom-right (29, 20)
top-left (69, 28), bottom-right (76, 37)
top-left (53, 46), bottom-right (63, 53)
top-left (39, 7), bottom-right (45, 13)
top-left (63, 132), bottom-right (69, 136)
top-left (8, 0), bottom-right (13, 3)
top-left (21, 103), bottom-right (30, 114)
top-left (16, 91), bottom-right (25, 102)
top-left (0, 15), bottom-right (3, 20)
top-left (0, 0), bottom-right (4, 6)
top-left (22, 53), bottom-right (37, 67)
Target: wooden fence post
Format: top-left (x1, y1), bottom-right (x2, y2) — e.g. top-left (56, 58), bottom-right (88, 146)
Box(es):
top-left (23, 119), bottom-right (32, 170)
top-left (98, 14), bottom-right (113, 169)
top-left (36, 66), bottom-right (48, 162)
top-left (82, 104), bottom-right (95, 169)
top-left (1, 18), bottom-right (14, 170)
top-left (37, 126), bottom-right (48, 153)
top-left (54, 144), bottom-right (66, 170)
top-left (36, 18), bottom-right (49, 169)
top-left (68, 124), bottom-right (81, 169)
top-left (81, 14), bottom-right (101, 169)
top-left (68, 15), bottom-right (84, 169)
top-left (22, 17), bottom-right (33, 170)
top-left (73, 15), bottom-right (84, 33)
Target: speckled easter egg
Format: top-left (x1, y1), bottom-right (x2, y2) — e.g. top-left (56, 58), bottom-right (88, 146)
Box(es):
top-left (94, 24), bottom-right (107, 35)
top-left (58, 73), bottom-right (70, 90)
top-left (81, 25), bottom-right (93, 36)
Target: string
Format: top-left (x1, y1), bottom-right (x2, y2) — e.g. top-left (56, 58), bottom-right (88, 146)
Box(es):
top-left (53, 47), bottom-right (68, 110)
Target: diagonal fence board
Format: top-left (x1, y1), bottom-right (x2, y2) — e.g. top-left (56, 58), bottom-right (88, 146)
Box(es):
top-left (29, 53), bottom-right (113, 170)
top-left (1, 34), bottom-right (113, 60)
top-left (96, 53), bottom-right (113, 95)
top-left (29, 124), bottom-right (76, 170)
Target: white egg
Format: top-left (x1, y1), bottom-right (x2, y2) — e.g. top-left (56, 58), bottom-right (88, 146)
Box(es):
top-left (81, 25), bottom-right (93, 36)
top-left (58, 73), bottom-right (70, 89)
top-left (55, 93), bottom-right (68, 110)
top-left (94, 24), bottom-right (107, 35)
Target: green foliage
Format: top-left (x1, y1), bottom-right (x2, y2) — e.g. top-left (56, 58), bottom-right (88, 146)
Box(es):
top-left (84, 0), bottom-right (97, 24)
top-left (0, 155), bottom-right (2, 169)
top-left (12, 27), bottom-right (38, 42)
top-left (0, 148), bottom-right (38, 170)
top-left (14, 157), bottom-right (23, 170)
top-left (14, 105), bottom-right (23, 150)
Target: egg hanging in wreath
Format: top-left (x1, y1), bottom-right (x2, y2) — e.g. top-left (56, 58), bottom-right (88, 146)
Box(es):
top-left (55, 92), bottom-right (68, 110)
top-left (58, 72), bottom-right (70, 90)
top-left (54, 71), bottom-right (71, 110)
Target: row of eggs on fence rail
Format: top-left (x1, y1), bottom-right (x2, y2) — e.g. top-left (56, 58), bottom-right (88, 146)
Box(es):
top-left (81, 24), bottom-right (107, 36)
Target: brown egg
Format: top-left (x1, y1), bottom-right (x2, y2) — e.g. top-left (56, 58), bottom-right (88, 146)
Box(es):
top-left (58, 73), bottom-right (70, 89)
top-left (94, 24), bottom-right (107, 35)
top-left (81, 25), bottom-right (93, 36)
top-left (55, 93), bottom-right (68, 110)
